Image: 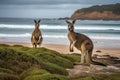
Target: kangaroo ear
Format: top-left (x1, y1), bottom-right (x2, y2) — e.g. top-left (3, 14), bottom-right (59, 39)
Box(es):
top-left (34, 20), bottom-right (36, 23)
top-left (72, 20), bottom-right (76, 24)
top-left (38, 19), bottom-right (40, 23)
top-left (66, 20), bottom-right (70, 24)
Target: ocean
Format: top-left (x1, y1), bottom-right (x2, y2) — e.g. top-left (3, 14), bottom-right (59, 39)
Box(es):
top-left (0, 18), bottom-right (120, 48)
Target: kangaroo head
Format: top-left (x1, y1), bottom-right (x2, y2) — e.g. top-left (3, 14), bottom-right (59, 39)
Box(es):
top-left (66, 20), bottom-right (76, 31)
top-left (34, 19), bottom-right (40, 28)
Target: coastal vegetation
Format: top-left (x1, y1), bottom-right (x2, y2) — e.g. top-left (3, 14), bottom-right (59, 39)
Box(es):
top-left (0, 44), bottom-right (120, 80)
top-left (0, 44), bottom-right (79, 80)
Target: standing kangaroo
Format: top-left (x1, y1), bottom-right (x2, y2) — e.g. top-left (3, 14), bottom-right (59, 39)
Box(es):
top-left (31, 20), bottom-right (43, 48)
top-left (66, 20), bottom-right (105, 66)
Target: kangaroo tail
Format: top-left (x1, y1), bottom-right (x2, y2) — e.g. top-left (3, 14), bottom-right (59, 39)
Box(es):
top-left (90, 60), bottom-right (106, 66)
top-left (86, 50), bottom-right (106, 66)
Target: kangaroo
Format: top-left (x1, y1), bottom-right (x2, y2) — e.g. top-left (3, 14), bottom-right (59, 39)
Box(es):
top-left (31, 20), bottom-right (43, 48)
top-left (66, 20), bottom-right (106, 66)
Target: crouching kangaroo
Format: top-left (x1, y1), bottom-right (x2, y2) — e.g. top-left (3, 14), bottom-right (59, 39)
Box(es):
top-left (66, 20), bottom-right (106, 66)
top-left (31, 20), bottom-right (43, 48)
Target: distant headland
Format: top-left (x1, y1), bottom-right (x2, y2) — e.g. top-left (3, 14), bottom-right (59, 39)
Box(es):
top-left (71, 3), bottom-right (120, 20)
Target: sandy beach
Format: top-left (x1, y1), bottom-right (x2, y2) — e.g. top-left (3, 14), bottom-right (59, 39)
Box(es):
top-left (0, 41), bottom-right (120, 58)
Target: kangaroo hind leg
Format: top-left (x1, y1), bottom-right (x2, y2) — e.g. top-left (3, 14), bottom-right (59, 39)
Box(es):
top-left (35, 44), bottom-right (37, 48)
top-left (81, 50), bottom-right (86, 64)
top-left (81, 42), bottom-right (87, 64)
top-left (38, 37), bottom-right (43, 48)
top-left (85, 43), bottom-right (93, 64)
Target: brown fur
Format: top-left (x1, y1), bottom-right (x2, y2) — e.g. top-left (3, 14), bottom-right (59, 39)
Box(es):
top-left (31, 20), bottom-right (43, 48)
top-left (66, 20), bottom-right (106, 66)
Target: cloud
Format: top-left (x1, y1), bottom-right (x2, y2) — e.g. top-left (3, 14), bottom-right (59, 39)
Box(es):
top-left (1, 0), bottom-right (120, 9)
top-left (0, 0), bottom-right (120, 5)
top-left (0, 0), bottom-right (120, 10)
top-left (0, 0), bottom-right (120, 18)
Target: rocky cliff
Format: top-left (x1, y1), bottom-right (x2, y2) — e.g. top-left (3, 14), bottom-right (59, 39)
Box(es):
top-left (71, 3), bottom-right (120, 20)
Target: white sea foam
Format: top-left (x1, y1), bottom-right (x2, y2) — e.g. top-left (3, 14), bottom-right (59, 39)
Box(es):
top-left (0, 33), bottom-right (120, 40)
top-left (75, 26), bottom-right (120, 30)
top-left (0, 33), bottom-right (67, 38)
top-left (0, 24), bottom-right (120, 30)
top-left (0, 24), bottom-right (33, 29)
top-left (0, 24), bottom-right (67, 29)
top-left (90, 36), bottom-right (120, 40)
top-left (44, 35), bottom-right (66, 38)
top-left (0, 33), bottom-right (31, 37)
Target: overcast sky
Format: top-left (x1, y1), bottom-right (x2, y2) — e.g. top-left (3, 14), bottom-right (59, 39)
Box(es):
top-left (0, 0), bottom-right (120, 18)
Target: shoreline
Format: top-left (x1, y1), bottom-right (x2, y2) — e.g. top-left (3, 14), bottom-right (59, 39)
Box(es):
top-left (0, 41), bottom-right (120, 58)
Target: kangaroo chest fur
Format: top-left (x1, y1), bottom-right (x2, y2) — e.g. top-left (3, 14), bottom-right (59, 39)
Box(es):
top-left (68, 31), bottom-right (93, 49)
top-left (32, 28), bottom-right (42, 40)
